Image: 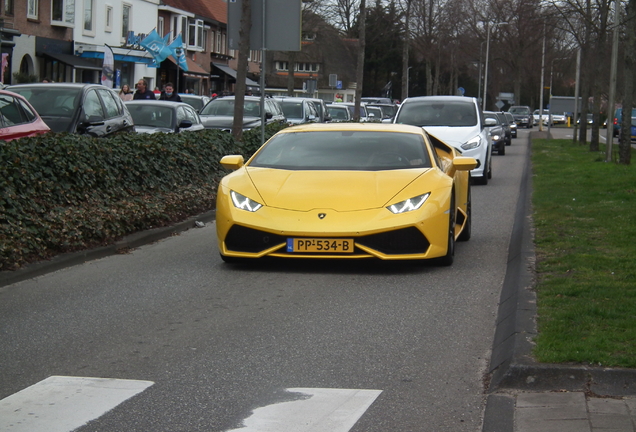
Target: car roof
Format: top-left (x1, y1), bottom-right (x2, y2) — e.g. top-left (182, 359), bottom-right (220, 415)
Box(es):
top-left (403, 95), bottom-right (476, 102)
top-left (125, 100), bottom-right (191, 107)
top-left (8, 83), bottom-right (107, 89)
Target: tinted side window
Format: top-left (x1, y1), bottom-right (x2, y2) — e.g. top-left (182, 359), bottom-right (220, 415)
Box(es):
top-left (97, 89), bottom-right (121, 119)
top-left (84, 90), bottom-right (105, 119)
top-left (0, 95), bottom-right (28, 126)
top-left (17, 99), bottom-right (37, 122)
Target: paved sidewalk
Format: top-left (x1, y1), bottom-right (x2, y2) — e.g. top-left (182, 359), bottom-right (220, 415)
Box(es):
top-left (482, 127), bottom-right (636, 432)
top-left (513, 391), bottom-right (636, 432)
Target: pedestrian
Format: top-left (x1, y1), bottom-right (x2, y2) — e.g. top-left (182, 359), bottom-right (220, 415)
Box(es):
top-left (335, 93), bottom-right (343, 102)
top-left (158, 82), bottom-right (182, 102)
top-left (133, 79), bottom-right (155, 100)
top-left (118, 84), bottom-right (133, 101)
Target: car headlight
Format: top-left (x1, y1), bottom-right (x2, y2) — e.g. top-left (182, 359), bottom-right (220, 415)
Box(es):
top-left (491, 134), bottom-right (502, 141)
top-left (231, 191), bottom-right (263, 212)
top-left (461, 135), bottom-right (482, 150)
top-left (387, 193), bottom-right (430, 214)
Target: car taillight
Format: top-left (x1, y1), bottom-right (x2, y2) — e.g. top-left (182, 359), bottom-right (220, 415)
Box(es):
top-left (614, 118), bottom-right (618, 126)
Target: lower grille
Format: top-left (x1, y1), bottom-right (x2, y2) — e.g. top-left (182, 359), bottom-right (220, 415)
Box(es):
top-left (225, 225), bottom-right (430, 255)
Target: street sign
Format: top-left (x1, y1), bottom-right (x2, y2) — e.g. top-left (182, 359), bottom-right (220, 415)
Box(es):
top-left (495, 100), bottom-right (505, 110)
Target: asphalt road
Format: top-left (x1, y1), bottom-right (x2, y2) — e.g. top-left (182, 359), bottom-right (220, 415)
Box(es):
top-left (0, 130), bottom-right (530, 432)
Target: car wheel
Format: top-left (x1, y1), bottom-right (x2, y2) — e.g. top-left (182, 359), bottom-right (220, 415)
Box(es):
top-left (499, 142), bottom-right (506, 155)
top-left (436, 194), bottom-right (455, 266)
top-left (457, 183), bottom-right (471, 242)
top-left (474, 160), bottom-right (489, 185)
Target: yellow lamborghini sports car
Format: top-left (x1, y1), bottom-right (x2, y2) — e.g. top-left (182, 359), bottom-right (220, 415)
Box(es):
top-left (216, 123), bottom-right (476, 266)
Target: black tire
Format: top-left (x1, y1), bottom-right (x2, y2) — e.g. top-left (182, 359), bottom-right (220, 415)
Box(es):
top-left (435, 194), bottom-right (455, 266)
top-left (499, 142), bottom-right (506, 155)
top-left (457, 183), bottom-right (471, 242)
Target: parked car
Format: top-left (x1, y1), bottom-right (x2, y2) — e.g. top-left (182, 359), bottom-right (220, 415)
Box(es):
top-left (178, 94), bottom-right (210, 112)
top-left (326, 103), bottom-right (352, 122)
top-left (393, 95), bottom-right (492, 184)
top-left (0, 89), bottom-right (50, 141)
top-left (303, 97), bottom-right (331, 122)
top-left (509, 105), bottom-right (533, 129)
top-left (366, 103), bottom-right (398, 120)
top-left (198, 95), bottom-right (285, 132)
top-left (124, 100), bottom-right (205, 134)
top-left (495, 111), bottom-right (512, 145)
top-left (551, 112), bottom-right (567, 124)
top-left (216, 123), bottom-right (476, 266)
top-left (7, 83), bottom-right (134, 137)
top-left (533, 109), bottom-right (550, 125)
top-left (503, 111), bottom-right (517, 138)
top-left (331, 102), bottom-right (372, 122)
top-left (365, 105), bottom-right (383, 122)
top-left (360, 97), bottom-right (394, 105)
top-left (483, 111), bottom-right (506, 155)
top-left (274, 97), bottom-right (320, 125)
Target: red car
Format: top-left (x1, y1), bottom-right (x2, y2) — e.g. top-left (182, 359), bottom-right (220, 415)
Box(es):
top-left (0, 89), bottom-right (50, 141)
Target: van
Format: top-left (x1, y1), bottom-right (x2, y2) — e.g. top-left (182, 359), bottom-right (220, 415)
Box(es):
top-left (611, 108), bottom-right (636, 137)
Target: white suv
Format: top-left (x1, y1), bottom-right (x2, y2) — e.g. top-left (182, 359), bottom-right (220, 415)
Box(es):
top-left (393, 96), bottom-right (492, 184)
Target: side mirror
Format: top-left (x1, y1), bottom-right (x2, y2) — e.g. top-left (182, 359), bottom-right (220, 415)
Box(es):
top-left (265, 112), bottom-right (273, 120)
top-left (484, 118), bottom-right (497, 126)
top-left (220, 155), bottom-right (245, 171)
top-left (178, 120), bottom-right (193, 129)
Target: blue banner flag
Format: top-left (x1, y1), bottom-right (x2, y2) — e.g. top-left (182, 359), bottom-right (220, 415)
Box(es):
top-left (169, 34), bottom-right (189, 71)
top-left (140, 29), bottom-right (172, 65)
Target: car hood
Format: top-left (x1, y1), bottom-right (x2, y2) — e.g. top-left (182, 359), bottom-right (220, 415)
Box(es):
top-left (242, 168), bottom-right (432, 212)
top-left (201, 115), bottom-right (261, 128)
top-left (421, 126), bottom-right (479, 146)
top-left (134, 126), bottom-right (174, 134)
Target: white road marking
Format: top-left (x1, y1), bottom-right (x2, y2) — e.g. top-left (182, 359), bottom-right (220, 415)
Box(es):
top-left (226, 388), bottom-right (382, 432)
top-left (0, 376), bottom-right (154, 432)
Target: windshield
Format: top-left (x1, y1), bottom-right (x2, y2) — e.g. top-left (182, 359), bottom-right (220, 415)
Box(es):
top-left (250, 131), bottom-right (432, 171)
top-left (327, 106), bottom-right (349, 120)
top-left (396, 100), bottom-right (477, 127)
top-left (509, 107), bottom-right (530, 115)
top-left (128, 105), bottom-right (174, 128)
top-left (280, 101), bottom-right (304, 119)
top-left (200, 99), bottom-right (261, 117)
top-left (9, 86), bottom-right (81, 132)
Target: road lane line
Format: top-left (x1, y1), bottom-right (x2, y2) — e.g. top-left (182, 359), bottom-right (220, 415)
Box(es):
top-left (226, 388), bottom-right (382, 432)
top-left (0, 376), bottom-right (154, 432)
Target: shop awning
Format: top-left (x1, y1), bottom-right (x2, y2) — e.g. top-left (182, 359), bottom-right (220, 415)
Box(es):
top-left (44, 53), bottom-right (102, 71)
top-left (167, 56), bottom-right (209, 76)
top-left (213, 63), bottom-right (260, 87)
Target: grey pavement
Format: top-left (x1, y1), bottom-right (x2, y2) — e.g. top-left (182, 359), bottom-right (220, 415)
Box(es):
top-left (482, 125), bottom-right (636, 432)
top-left (3, 126), bottom-right (635, 432)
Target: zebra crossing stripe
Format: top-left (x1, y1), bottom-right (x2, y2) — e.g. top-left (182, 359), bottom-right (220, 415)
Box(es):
top-left (226, 388), bottom-right (383, 432)
top-left (0, 376), bottom-right (154, 432)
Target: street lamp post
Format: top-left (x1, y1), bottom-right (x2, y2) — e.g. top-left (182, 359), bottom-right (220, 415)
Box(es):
top-left (406, 66), bottom-right (412, 99)
top-left (482, 21), bottom-right (508, 111)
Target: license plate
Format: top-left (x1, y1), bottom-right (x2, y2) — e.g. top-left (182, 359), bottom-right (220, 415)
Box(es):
top-left (287, 238), bottom-right (354, 253)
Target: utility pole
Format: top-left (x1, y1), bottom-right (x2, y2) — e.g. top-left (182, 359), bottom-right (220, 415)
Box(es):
top-left (539, 22), bottom-right (546, 132)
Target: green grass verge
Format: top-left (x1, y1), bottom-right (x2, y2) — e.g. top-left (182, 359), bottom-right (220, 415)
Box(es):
top-left (531, 138), bottom-right (636, 367)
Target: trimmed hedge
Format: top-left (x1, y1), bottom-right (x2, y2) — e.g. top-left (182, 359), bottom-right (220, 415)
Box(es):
top-left (0, 122), bottom-right (288, 271)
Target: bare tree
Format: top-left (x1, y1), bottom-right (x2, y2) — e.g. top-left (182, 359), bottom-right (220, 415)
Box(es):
top-left (232, 0), bottom-right (251, 142)
top-left (354, 0), bottom-right (366, 120)
top-left (619, 0), bottom-right (635, 164)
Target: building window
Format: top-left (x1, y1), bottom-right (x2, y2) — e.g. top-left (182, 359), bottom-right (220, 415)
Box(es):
top-left (105, 4), bottom-right (113, 32)
top-left (121, 3), bottom-right (131, 39)
top-left (158, 17), bottom-right (164, 37)
top-left (27, 0), bottom-right (38, 19)
top-left (216, 31), bottom-right (221, 53)
top-left (188, 19), bottom-right (204, 49)
top-left (83, 0), bottom-right (94, 34)
top-left (276, 61), bottom-right (288, 71)
top-left (202, 28), bottom-right (208, 51)
top-left (221, 33), bottom-right (226, 55)
top-left (4, 0), bottom-right (14, 15)
top-left (52, 0), bottom-right (75, 26)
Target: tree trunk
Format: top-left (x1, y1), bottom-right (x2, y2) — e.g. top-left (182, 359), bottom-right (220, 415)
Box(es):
top-left (287, 52), bottom-right (296, 96)
top-left (619, 0), bottom-right (635, 165)
top-left (354, 0), bottom-right (366, 121)
top-left (401, 0), bottom-right (411, 100)
top-left (232, 0), bottom-right (251, 142)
